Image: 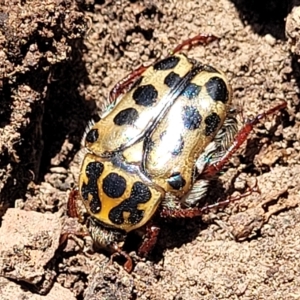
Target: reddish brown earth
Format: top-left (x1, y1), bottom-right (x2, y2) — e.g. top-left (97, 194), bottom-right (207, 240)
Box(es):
top-left (0, 0), bottom-right (300, 299)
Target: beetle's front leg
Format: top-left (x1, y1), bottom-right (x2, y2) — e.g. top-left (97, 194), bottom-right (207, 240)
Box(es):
top-left (67, 188), bottom-right (83, 221)
top-left (86, 217), bottom-right (132, 271)
top-left (137, 222), bottom-right (160, 258)
top-left (109, 244), bottom-right (134, 273)
top-left (60, 188), bottom-right (90, 246)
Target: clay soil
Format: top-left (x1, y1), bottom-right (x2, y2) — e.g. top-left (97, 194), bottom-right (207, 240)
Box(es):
top-left (1, 0), bottom-right (300, 299)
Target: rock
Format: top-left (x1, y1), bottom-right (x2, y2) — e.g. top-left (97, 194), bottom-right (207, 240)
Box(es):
top-left (0, 209), bottom-right (61, 285)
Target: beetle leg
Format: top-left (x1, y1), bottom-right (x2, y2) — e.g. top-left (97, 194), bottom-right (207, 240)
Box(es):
top-left (203, 102), bottom-right (287, 177)
top-left (137, 222), bottom-right (160, 257)
top-left (171, 33), bottom-right (218, 55)
top-left (109, 65), bottom-right (147, 103)
top-left (67, 188), bottom-right (81, 219)
top-left (109, 244), bottom-right (134, 273)
top-left (160, 180), bottom-right (259, 218)
top-left (67, 188), bottom-right (87, 223)
top-left (59, 230), bottom-right (90, 247)
top-left (60, 188), bottom-right (90, 246)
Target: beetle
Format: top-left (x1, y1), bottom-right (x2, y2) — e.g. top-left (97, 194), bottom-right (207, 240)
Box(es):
top-left (67, 34), bottom-right (287, 272)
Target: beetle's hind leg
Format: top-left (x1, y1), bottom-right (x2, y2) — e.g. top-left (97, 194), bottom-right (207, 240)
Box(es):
top-left (203, 102), bottom-right (287, 177)
top-left (171, 34), bottom-right (219, 55)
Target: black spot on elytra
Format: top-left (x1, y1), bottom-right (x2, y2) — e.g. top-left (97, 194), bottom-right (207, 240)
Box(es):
top-left (205, 112), bottom-right (221, 136)
top-left (167, 172), bottom-right (186, 190)
top-left (171, 135), bottom-right (184, 156)
top-left (102, 173), bottom-right (127, 198)
top-left (153, 56), bottom-right (180, 71)
top-left (182, 83), bottom-right (201, 100)
top-left (108, 181), bottom-right (152, 225)
top-left (205, 76), bottom-right (228, 103)
top-left (182, 105), bottom-right (202, 130)
top-left (85, 128), bottom-right (99, 143)
top-left (133, 84), bottom-right (158, 107)
top-left (81, 162), bottom-right (104, 214)
top-left (113, 108), bottom-right (139, 126)
top-left (164, 72), bottom-right (181, 88)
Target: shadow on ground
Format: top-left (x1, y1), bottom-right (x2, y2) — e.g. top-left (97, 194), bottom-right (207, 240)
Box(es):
top-left (230, 0), bottom-right (298, 40)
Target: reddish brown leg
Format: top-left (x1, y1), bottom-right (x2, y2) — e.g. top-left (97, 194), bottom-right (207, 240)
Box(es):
top-left (67, 188), bottom-right (80, 219)
top-left (203, 102), bottom-right (287, 177)
top-left (61, 188), bottom-right (90, 246)
top-left (59, 230), bottom-right (90, 246)
top-left (160, 181), bottom-right (259, 218)
top-left (109, 65), bottom-right (147, 103)
top-left (138, 223), bottom-right (160, 257)
top-left (109, 244), bottom-right (134, 273)
top-left (171, 33), bottom-right (218, 54)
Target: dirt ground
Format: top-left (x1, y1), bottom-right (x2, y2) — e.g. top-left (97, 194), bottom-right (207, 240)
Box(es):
top-left (1, 0), bottom-right (300, 299)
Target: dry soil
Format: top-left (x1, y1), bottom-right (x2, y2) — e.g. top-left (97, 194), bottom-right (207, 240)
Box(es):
top-left (1, 0), bottom-right (300, 299)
